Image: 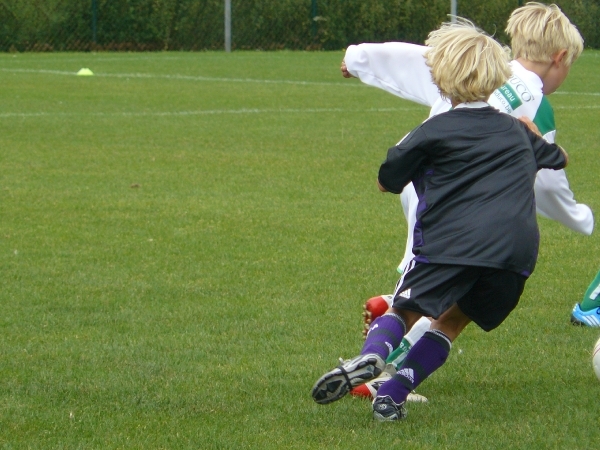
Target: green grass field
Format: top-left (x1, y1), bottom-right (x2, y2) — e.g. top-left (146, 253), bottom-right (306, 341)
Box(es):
top-left (1, 50), bottom-right (599, 449)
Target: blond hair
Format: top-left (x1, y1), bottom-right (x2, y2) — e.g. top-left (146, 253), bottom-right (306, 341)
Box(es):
top-left (424, 19), bottom-right (511, 104)
top-left (506, 2), bottom-right (583, 66)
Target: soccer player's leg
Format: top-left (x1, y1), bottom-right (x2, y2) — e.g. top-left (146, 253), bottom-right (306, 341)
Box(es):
top-left (571, 269), bottom-right (600, 327)
top-left (351, 315), bottom-right (432, 401)
top-left (372, 266), bottom-right (525, 421)
top-left (312, 311), bottom-right (410, 405)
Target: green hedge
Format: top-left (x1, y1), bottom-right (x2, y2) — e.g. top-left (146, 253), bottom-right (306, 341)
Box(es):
top-left (0, 0), bottom-right (598, 51)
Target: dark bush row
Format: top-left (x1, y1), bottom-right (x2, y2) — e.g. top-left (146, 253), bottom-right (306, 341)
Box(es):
top-left (0, 0), bottom-right (597, 52)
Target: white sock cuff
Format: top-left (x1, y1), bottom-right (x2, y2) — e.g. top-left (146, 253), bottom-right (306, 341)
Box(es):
top-left (405, 316), bottom-right (431, 346)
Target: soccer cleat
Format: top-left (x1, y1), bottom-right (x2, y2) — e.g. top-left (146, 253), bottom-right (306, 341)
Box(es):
top-left (311, 354), bottom-right (386, 405)
top-left (362, 295), bottom-right (394, 338)
top-left (570, 303), bottom-right (600, 327)
top-left (350, 371), bottom-right (428, 403)
top-left (350, 370), bottom-right (393, 399)
top-left (372, 395), bottom-right (407, 422)
top-left (407, 391), bottom-right (428, 403)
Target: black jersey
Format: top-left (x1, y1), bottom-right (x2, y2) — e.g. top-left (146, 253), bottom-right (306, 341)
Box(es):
top-left (378, 105), bottom-right (567, 277)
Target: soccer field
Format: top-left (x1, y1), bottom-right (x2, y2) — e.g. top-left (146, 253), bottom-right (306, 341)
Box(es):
top-left (0, 50), bottom-right (599, 448)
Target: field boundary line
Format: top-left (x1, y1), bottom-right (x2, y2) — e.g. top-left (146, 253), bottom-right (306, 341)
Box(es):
top-left (0, 68), bottom-right (362, 87)
top-left (0, 106), bottom-right (428, 118)
top-left (1, 105), bottom-right (598, 119)
top-left (2, 68), bottom-right (600, 95)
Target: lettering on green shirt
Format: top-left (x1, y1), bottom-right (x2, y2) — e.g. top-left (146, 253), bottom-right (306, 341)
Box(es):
top-left (497, 83), bottom-right (523, 111)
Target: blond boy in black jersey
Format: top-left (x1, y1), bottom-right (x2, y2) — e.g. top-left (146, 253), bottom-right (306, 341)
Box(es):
top-left (312, 19), bottom-right (568, 421)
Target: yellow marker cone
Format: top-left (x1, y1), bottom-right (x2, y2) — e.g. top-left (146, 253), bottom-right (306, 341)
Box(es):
top-left (77, 68), bottom-right (94, 76)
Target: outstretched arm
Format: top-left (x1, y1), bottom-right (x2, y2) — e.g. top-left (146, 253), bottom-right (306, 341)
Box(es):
top-left (343, 42), bottom-right (441, 107)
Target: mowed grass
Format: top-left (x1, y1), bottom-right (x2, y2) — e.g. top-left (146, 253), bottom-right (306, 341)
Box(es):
top-left (0, 50), bottom-right (599, 449)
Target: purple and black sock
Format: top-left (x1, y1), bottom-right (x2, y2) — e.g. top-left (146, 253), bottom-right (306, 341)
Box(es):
top-left (360, 312), bottom-right (406, 359)
top-left (377, 329), bottom-right (452, 404)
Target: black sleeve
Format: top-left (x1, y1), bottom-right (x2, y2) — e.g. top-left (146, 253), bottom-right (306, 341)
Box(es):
top-left (524, 126), bottom-right (567, 170)
top-left (378, 127), bottom-right (428, 194)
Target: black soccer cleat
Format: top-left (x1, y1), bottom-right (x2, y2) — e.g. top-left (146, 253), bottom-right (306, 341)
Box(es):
top-left (372, 395), bottom-right (407, 422)
top-left (311, 354), bottom-right (386, 405)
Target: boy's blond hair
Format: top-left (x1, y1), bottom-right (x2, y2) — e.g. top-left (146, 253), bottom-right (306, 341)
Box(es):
top-left (424, 19), bottom-right (511, 104)
top-left (506, 2), bottom-right (584, 66)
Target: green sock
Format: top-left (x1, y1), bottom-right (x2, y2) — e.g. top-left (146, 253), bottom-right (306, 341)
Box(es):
top-left (386, 337), bottom-right (411, 370)
top-left (580, 270), bottom-right (600, 311)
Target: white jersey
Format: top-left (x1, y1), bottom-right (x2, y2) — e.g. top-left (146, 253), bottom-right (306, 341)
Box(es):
top-left (344, 42), bottom-right (594, 272)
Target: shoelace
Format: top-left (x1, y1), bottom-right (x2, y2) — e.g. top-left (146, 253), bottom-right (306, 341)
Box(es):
top-left (336, 357), bottom-right (353, 388)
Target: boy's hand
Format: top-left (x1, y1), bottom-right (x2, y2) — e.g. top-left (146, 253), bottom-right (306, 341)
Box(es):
top-left (518, 116), bottom-right (542, 137)
top-left (341, 59), bottom-right (354, 78)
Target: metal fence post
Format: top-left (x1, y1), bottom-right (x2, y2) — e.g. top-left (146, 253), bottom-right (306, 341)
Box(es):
top-left (311, 0), bottom-right (317, 39)
top-left (224, 0), bottom-right (231, 52)
top-left (92, 0), bottom-right (98, 44)
top-left (451, 0), bottom-right (457, 22)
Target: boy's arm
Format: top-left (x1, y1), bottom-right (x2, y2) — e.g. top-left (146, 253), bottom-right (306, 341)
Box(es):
top-left (534, 126), bottom-right (594, 235)
top-left (558, 146), bottom-right (569, 166)
top-left (518, 116), bottom-right (541, 136)
top-left (377, 179), bottom-right (388, 192)
top-left (378, 128), bottom-right (427, 194)
top-left (344, 42), bottom-right (441, 107)
top-left (526, 126), bottom-right (568, 170)
top-left (515, 99), bottom-right (593, 234)
top-left (534, 169), bottom-right (593, 235)
top-left (519, 116), bottom-right (569, 164)
top-left (521, 117), bottom-right (593, 234)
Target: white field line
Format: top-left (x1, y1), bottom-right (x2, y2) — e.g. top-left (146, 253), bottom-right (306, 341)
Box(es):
top-left (0, 106), bottom-right (425, 119)
top-left (0, 68), bottom-right (597, 118)
top-left (0, 55), bottom-right (190, 64)
top-left (0, 67), bottom-right (359, 87)
top-left (554, 105), bottom-right (600, 109)
top-left (0, 104), bottom-right (597, 119)
top-left (1, 68), bottom-right (600, 95)
top-left (1, 50), bottom-right (597, 64)
top-left (554, 91), bottom-right (600, 96)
